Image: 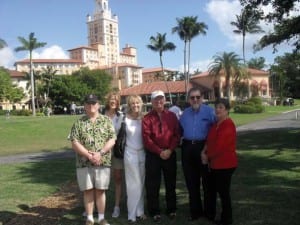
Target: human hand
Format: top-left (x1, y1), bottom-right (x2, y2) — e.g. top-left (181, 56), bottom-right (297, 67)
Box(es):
top-left (160, 149), bottom-right (171, 160)
top-left (88, 151), bottom-right (102, 165)
top-left (201, 152), bottom-right (208, 164)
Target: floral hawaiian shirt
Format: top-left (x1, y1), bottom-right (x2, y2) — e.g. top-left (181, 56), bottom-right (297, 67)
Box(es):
top-left (69, 114), bottom-right (116, 168)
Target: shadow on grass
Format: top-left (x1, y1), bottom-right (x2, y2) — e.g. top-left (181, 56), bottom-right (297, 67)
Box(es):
top-left (233, 128), bottom-right (300, 225)
top-left (3, 128), bottom-right (300, 225)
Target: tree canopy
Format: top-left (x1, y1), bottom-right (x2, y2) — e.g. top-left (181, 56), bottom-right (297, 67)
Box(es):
top-left (240, 0), bottom-right (300, 53)
top-left (0, 67), bottom-right (24, 103)
top-left (49, 68), bottom-right (112, 109)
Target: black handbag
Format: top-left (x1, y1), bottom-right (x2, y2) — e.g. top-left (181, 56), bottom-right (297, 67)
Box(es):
top-left (113, 115), bottom-right (126, 159)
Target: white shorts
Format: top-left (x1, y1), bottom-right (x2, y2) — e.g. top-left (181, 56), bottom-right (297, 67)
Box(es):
top-left (76, 167), bottom-right (110, 191)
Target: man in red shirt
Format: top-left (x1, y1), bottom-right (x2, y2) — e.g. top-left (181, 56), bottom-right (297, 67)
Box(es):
top-left (142, 90), bottom-right (181, 223)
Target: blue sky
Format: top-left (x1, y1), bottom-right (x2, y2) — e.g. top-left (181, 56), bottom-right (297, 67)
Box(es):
top-left (0, 0), bottom-right (297, 72)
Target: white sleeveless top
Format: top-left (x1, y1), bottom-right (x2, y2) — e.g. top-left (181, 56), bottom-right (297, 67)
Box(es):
top-left (125, 117), bottom-right (143, 151)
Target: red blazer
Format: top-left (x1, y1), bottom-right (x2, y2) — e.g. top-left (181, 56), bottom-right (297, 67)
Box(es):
top-left (206, 118), bottom-right (238, 169)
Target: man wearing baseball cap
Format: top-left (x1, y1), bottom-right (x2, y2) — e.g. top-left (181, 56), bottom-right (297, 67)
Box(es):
top-left (142, 90), bottom-right (180, 223)
top-left (69, 94), bottom-right (116, 225)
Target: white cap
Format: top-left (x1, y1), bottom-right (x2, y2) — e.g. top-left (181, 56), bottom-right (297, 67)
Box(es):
top-left (151, 90), bottom-right (165, 99)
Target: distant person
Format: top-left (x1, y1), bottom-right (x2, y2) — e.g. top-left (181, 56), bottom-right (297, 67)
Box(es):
top-left (168, 100), bottom-right (182, 120)
top-left (102, 92), bottom-right (124, 218)
top-left (63, 106), bottom-right (67, 114)
top-left (142, 90), bottom-right (181, 223)
top-left (201, 98), bottom-right (238, 225)
top-left (69, 94), bottom-right (115, 225)
top-left (70, 102), bottom-right (76, 115)
top-left (179, 87), bottom-right (216, 221)
top-left (123, 95), bottom-right (147, 223)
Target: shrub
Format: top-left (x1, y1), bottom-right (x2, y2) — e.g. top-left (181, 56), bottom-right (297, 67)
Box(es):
top-left (10, 109), bottom-right (31, 116)
top-left (234, 97), bottom-right (264, 113)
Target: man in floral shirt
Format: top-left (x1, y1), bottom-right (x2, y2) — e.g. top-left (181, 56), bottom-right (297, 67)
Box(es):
top-left (69, 94), bottom-right (116, 225)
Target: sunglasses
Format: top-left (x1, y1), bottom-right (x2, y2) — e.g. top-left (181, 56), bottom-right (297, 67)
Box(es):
top-left (190, 96), bottom-right (201, 100)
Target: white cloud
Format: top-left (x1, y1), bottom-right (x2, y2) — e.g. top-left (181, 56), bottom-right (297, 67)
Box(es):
top-left (176, 59), bottom-right (212, 73)
top-left (205, 0), bottom-right (272, 51)
top-left (32, 45), bottom-right (69, 59)
top-left (190, 59), bottom-right (212, 73)
top-left (0, 45), bottom-right (70, 69)
top-left (0, 47), bottom-right (16, 69)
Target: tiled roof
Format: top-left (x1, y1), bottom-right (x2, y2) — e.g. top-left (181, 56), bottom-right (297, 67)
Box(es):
top-left (119, 80), bottom-right (210, 96)
top-left (192, 68), bottom-right (269, 79)
top-left (98, 63), bottom-right (143, 69)
top-left (15, 59), bottom-right (83, 64)
top-left (68, 46), bottom-right (98, 51)
top-left (142, 67), bottom-right (175, 73)
top-left (8, 69), bottom-right (26, 78)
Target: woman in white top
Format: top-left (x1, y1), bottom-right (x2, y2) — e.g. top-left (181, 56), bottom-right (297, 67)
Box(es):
top-left (124, 95), bottom-right (147, 223)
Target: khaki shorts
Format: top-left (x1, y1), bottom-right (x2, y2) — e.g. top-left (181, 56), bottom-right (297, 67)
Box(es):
top-left (76, 167), bottom-right (110, 191)
top-left (111, 155), bottom-right (124, 170)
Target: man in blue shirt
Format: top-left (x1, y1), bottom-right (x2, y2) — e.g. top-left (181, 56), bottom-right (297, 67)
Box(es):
top-left (179, 87), bottom-right (216, 221)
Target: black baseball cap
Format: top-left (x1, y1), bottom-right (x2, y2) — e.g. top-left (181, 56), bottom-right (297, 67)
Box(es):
top-left (84, 94), bottom-right (99, 104)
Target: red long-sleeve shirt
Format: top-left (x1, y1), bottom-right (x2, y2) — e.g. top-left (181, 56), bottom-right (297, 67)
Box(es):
top-left (206, 118), bottom-right (238, 169)
top-left (142, 109), bottom-right (181, 155)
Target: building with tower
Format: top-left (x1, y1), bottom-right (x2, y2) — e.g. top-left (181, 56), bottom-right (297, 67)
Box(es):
top-left (14, 0), bottom-right (142, 90)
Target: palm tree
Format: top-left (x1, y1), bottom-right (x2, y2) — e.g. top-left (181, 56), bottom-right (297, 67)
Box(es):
top-left (0, 39), bottom-right (7, 49)
top-left (15, 32), bottom-right (46, 116)
top-left (172, 16), bottom-right (208, 100)
top-left (147, 32), bottom-right (176, 104)
top-left (208, 52), bottom-right (243, 101)
top-left (230, 8), bottom-right (264, 65)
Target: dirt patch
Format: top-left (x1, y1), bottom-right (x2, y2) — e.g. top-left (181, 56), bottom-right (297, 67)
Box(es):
top-left (5, 181), bottom-right (81, 225)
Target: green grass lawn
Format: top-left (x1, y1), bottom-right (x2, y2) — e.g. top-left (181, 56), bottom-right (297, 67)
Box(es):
top-left (0, 129), bottom-right (299, 225)
top-left (0, 106), bottom-right (299, 224)
top-left (0, 115), bottom-right (80, 156)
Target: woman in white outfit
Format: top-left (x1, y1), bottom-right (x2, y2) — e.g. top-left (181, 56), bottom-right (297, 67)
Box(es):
top-left (124, 95), bottom-right (147, 223)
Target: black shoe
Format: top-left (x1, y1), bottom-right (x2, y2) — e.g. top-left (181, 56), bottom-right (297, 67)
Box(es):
top-left (153, 215), bottom-right (161, 223)
top-left (214, 220), bottom-right (232, 225)
top-left (188, 216), bottom-right (200, 221)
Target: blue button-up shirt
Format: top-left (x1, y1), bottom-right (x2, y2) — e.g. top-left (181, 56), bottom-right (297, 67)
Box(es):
top-left (180, 104), bottom-right (216, 140)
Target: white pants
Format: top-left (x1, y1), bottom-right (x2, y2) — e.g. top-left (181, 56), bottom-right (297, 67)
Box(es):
top-left (124, 148), bottom-right (146, 221)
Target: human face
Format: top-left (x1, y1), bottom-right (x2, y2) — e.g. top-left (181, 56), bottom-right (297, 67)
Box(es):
top-left (84, 102), bottom-right (100, 117)
top-left (129, 99), bottom-right (141, 114)
top-left (151, 96), bottom-right (165, 112)
top-left (108, 97), bottom-right (118, 110)
top-left (188, 90), bottom-right (202, 110)
top-left (215, 103), bottom-right (228, 121)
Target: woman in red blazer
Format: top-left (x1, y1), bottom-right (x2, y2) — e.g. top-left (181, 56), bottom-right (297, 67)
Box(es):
top-left (201, 98), bottom-right (238, 225)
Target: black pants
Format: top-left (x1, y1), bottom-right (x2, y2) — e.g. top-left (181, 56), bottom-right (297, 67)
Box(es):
top-left (207, 168), bottom-right (236, 225)
top-left (145, 151), bottom-right (177, 216)
top-left (181, 141), bottom-right (209, 219)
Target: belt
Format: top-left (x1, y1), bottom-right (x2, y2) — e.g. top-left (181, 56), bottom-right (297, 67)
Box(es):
top-left (182, 139), bottom-right (205, 145)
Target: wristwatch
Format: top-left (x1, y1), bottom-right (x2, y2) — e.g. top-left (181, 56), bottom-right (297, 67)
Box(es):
top-left (100, 150), bottom-right (106, 156)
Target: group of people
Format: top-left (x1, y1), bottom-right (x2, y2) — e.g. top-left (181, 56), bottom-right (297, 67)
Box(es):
top-left (69, 87), bottom-right (238, 225)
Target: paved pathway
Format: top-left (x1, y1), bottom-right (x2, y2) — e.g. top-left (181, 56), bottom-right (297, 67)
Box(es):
top-left (237, 109), bottom-right (300, 133)
top-left (1, 109), bottom-right (299, 165)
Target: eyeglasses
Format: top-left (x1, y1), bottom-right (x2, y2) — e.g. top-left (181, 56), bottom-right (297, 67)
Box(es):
top-left (190, 96), bottom-right (201, 100)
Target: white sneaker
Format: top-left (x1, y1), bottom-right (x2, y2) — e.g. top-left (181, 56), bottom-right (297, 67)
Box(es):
top-left (111, 206), bottom-right (120, 218)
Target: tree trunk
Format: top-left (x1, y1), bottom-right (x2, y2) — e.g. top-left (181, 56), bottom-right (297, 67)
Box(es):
top-left (30, 53), bottom-right (36, 116)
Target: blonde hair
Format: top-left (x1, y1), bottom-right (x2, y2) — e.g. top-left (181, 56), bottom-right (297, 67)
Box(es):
top-left (126, 95), bottom-right (144, 118)
top-left (105, 92), bottom-right (120, 112)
